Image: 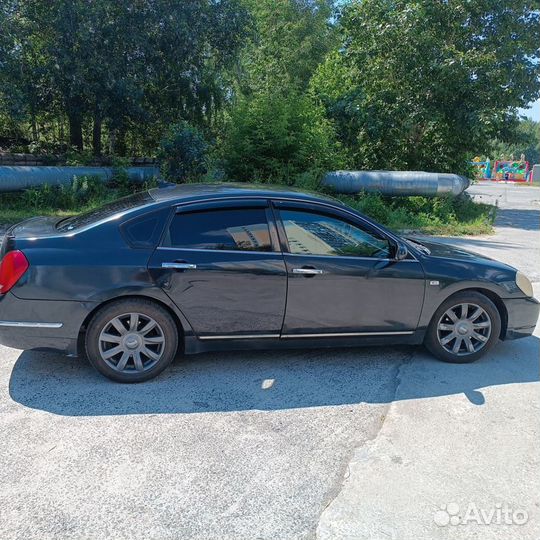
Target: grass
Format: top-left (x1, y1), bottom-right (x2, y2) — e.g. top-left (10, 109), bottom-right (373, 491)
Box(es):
top-left (0, 197), bottom-right (117, 225)
top-left (0, 177), bottom-right (497, 237)
top-left (0, 174), bottom-right (157, 227)
top-left (335, 192), bottom-right (496, 236)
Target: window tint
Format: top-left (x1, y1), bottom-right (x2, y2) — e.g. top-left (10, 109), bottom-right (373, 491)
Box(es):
top-left (121, 209), bottom-right (167, 248)
top-left (280, 209), bottom-right (390, 258)
top-left (165, 208), bottom-right (273, 252)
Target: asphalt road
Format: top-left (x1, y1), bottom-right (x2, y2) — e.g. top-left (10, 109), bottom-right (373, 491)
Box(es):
top-left (0, 182), bottom-right (538, 539)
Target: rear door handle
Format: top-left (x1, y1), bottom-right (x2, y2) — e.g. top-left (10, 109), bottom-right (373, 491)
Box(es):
top-left (292, 268), bottom-right (324, 275)
top-left (162, 262), bottom-right (197, 270)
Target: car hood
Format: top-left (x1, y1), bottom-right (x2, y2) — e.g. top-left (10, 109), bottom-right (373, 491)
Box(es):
top-left (408, 238), bottom-right (516, 270)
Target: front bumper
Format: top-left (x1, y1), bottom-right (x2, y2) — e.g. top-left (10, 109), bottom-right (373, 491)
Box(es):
top-left (502, 296), bottom-right (540, 340)
top-left (0, 292), bottom-right (94, 355)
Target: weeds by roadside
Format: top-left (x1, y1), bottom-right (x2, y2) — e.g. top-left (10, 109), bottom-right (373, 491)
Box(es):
top-left (0, 174), bottom-right (158, 226)
top-left (338, 192), bottom-right (496, 236)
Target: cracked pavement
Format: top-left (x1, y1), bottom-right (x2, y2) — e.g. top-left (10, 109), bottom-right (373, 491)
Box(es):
top-left (0, 183), bottom-right (539, 539)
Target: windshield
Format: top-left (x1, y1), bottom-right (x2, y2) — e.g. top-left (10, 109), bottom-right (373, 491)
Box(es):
top-left (56, 192), bottom-right (152, 232)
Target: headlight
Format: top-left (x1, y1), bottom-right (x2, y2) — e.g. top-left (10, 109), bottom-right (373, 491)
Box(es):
top-left (516, 271), bottom-right (534, 297)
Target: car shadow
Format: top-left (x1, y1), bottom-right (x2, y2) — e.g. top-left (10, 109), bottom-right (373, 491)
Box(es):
top-left (9, 336), bottom-right (539, 416)
top-left (495, 208), bottom-right (540, 232)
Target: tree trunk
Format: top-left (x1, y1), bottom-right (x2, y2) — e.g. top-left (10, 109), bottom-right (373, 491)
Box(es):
top-left (68, 111), bottom-right (83, 150)
top-left (92, 114), bottom-right (102, 156)
top-left (113, 126), bottom-right (127, 156)
top-left (30, 114), bottom-right (38, 142)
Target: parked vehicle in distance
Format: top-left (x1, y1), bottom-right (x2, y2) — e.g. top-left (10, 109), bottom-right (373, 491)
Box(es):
top-left (0, 183), bottom-right (538, 382)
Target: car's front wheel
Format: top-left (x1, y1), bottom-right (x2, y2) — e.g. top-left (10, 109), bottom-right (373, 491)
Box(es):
top-left (424, 291), bottom-right (501, 363)
top-left (85, 298), bottom-right (179, 383)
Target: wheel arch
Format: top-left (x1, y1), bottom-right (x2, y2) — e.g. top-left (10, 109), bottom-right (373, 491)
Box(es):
top-left (77, 294), bottom-right (187, 356)
top-left (442, 287), bottom-right (508, 339)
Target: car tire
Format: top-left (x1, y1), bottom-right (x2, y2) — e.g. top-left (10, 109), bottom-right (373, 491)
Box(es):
top-left (424, 291), bottom-right (501, 364)
top-left (85, 298), bottom-right (179, 383)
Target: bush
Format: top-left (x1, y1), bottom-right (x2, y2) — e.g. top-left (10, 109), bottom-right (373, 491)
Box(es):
top-left (222, 91), bottom-right (347, 183)
top-left (158, 122), bottom-right (209, 183)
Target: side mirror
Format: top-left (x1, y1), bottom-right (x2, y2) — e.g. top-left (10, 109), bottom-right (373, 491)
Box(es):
top-left (394, 243), bottom-right (409, 261)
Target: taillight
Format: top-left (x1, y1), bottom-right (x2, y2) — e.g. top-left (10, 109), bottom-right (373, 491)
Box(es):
top-left (0, 250), bottom-right (29, 294)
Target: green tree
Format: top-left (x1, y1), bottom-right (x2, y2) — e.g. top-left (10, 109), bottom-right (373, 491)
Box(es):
top-left (238, 0), bottom-right (335, 93)
top-left (222, 0), bottom-right (342, 181)
top-left (158, 122), bottom-right (209, 183)
top-left (312, 0), bottom-right (540, 174)
top-left (0, 0), bottom-right (249, 154)
top-left (487, 119), bottom-right (540, 165)
top-left (223, 91), bottom-right (344, 182)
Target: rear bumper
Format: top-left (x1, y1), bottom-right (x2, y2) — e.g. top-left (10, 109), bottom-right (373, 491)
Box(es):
top-left (502, 296), bottom-right (540, 340)
top-left (0, 292), bottom-right (94, 354)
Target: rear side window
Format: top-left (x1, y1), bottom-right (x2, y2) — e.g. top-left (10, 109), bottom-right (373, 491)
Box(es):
top-left (121, 209), bottom-right (168, 248)
top-left (164, 208), bottom-right (273, 252)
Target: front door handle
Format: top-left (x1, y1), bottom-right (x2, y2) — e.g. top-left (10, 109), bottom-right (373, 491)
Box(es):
top-left (292, 267), bottom-right (324, 275)
top-left (162, 262), bottom-right (197, 270)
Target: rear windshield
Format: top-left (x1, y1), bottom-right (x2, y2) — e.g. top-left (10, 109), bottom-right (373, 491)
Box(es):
top-left (56, 192), bottom-right (152, 232)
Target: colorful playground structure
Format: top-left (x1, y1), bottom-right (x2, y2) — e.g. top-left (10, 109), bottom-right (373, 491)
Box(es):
top-left (471, 156), bottom-right (532, 182)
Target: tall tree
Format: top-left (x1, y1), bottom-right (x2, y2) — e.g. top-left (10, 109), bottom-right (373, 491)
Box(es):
top-left (0, 0), bottom-right (249, 153)
top-left (311, 0), bottom-right (540, 174)
top-left (238, 0), bottom-right (335, 94)
top-left (222, 0), bottom-right (342, 181)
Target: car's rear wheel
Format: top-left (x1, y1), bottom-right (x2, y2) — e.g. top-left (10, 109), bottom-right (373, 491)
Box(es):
top-left (86, 298), bottom-right (178, 382)
top-left (424, 291), bottom-right (501, 363)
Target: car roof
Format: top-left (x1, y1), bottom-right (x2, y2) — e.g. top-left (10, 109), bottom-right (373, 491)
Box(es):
top-left (148, 182), bottom-right (344, 206)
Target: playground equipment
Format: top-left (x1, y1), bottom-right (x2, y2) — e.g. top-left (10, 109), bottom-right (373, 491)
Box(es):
top-left (493, 159), bottom-right (530, 181)
top-left (322, 170), bottom-right (470, 197)
top-left (471, 155), bottom-right (532, 182)
top-left (471, 157), bottom-right (492, 180)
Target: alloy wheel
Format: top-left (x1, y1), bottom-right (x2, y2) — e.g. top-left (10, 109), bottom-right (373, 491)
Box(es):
top-left (436, 302), bottom-right (492, 356)
top-left (98, 312), bottom-right (165, 373)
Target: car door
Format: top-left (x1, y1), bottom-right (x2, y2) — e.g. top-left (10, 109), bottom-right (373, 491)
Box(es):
top-left (148, 199), bottom-right (287, 339)
top-left (273, 201), bottom-right (425, 336)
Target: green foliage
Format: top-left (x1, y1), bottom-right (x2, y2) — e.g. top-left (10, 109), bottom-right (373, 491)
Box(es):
top-left (0, 176), bottom-right (151, 224)
top-left (238, 0), bottom-right (335, 93)
top-left (338, 192), bottom-right (496, 236)
top-left (65, 149), bottom-right (95, 166)
top-left (158, 122), bottom-right (209, 183)
top-left (487, 119), bottom-right (540, 165)
top-left (311, 0), bottom-right (540, 174)
top-left (0, 0), bottom-right (249, 153)
top-left (223, 91), bottom-right (346, 182)
top-left (18, 176), bottom-right (106, 210)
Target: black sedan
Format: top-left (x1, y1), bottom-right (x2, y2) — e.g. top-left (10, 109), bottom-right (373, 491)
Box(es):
top-left (0, 183), bottom-right (538, 382)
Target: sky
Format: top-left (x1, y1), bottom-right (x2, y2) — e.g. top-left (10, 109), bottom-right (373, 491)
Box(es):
top-left (518, 99), bottom-right (540, 122)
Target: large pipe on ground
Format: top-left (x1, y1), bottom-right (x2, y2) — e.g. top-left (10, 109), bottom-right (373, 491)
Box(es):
top-left (0, 166), bottom-right (160, 192)
top-left (322, 170), bottom-right (470, 197)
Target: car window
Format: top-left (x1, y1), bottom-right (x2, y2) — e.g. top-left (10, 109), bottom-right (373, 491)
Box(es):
top-left (56, 192), bottom-right (152, 232)
top-left (165, 208), bottom-right (273, 252)
top-left (280, 209), bottom-right (390, 258)
top-left (120, 208), bottom-right (168, 248)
